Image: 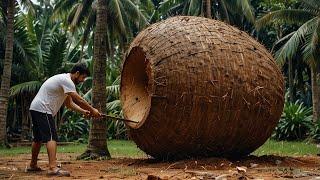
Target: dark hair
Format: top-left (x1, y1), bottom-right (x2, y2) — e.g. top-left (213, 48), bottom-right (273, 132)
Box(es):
top-left (70, 63), bottom-right (90, 76)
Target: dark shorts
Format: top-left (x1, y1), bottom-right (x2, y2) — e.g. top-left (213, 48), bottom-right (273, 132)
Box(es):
top-left (30, 110), bottom-right (58, 143)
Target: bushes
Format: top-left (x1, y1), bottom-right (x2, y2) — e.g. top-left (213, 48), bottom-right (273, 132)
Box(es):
top-left (310, 121), bottom-right (320, 143)
top-left (58, 110), bottom-right (89, 142)
top-left (272, 100), bottom-right (315, 141)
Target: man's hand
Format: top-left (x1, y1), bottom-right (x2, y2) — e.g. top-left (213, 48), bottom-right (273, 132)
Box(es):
top-left (90, 108), bottom-right (102, 118)
top-left (81, 109), bottom-right (91, 118)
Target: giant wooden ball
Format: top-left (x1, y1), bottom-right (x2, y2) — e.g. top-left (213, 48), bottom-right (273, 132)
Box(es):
top-left (120, 16), bottom-right (284, 159)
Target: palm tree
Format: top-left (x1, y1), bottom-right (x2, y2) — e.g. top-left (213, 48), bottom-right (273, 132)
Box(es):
top-left (78, 0), bottom-right (110, 159)
top-left (8, 7), bottom-right (73, 140)
top-left (54, 0), bottom-right (147, 159)
top-left (0, 0), bottom-right (15, 145)
top-left (53, 0), bottom-right (148, 58)
top-left (256, 0), bottom-right (320, 122)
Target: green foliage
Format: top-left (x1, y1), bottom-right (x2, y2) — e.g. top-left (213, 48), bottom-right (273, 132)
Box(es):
top-left (10, 81), bottom-right (42, 97)
top-left (159, 0), bottom-right (255, 26)
top-left (258, 0), bottom-right (300, 11)
top-left (310, 121), bottom-right (320, 143)
top-left (256, 0), bottom-right (320, 67)
top-left (45, 33), bottom-right (68, 77)
top-left (59, 76), bottom-right (124, 141)
top-left (107, 118), bottom-right (127, 140)
top-left (59, 110), bottom-right (89, 142)
top-left (273, 101), bottom-right (313, 140)
top-left (53, 0), bottom-right (148, 53)
top-left (2, 0), bottom-right (320, 147)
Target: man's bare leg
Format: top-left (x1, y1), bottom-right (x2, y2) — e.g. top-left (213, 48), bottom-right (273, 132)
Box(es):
top-left (46, 140), bottom-right (70, 176)
top-left (46, 140), bottom-right (57, 170)
top-left (30, 141), bottom-right (41, 168)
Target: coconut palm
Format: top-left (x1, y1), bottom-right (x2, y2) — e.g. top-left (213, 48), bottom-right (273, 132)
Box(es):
top-left (53, 0), bottom-right (148, 57)
top-left (0, 0), bottom-right (15, 145)
top-left (53, 0), bottom-right (148, 159)
top-left (81, 0), bottom-right (111, 159)
top-left (0, 0), bottom-right (37, 144)
top-left (256, 0), bottom-right (320, 122)
top-left (7, 6), bottom-right (75, 140)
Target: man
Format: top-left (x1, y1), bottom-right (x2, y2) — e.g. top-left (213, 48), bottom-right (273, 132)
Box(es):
top-left (26, 63), bottom-right (101, 176)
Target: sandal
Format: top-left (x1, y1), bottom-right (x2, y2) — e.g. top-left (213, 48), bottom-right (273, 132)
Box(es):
top-left (47, 168), bottom-right (70, 177)
top-left (25, 166), bottom-right (42, 172)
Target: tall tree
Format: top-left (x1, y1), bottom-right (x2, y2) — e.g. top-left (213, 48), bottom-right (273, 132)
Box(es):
top-left (0, 0), bottom-right (15, 145)
top-left (79, 0), bottom-right (110, 159)
top-left (54, 0), bottom-right (147, 159)
top-left (256, 0), bottom-right (320, 122)
top-left (203, 0), bottom-right (211, 18)
top-left (53, 0), bottom-right (148, 58)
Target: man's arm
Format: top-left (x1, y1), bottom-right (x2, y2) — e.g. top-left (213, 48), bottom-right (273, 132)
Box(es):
top-left (64, 96), bottom-right (90, 116)
top-left (66, 92), bottom-right (101, 118)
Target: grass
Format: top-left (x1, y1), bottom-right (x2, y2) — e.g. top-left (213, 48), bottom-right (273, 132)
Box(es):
top-left (0, 140), bottom-right (146, 157)
top-left (0, 139), bottom-right (318, 157)
top-left (253, 140), bottom-right (319, 156)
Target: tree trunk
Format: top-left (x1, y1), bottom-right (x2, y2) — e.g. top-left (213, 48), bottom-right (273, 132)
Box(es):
top-left (78, 0), bottom-right (110, 160)
top-left (21, 97), bottom-right (30, 140)
top-left (0, 0), bottom-right (15, 145)
top-left (288, 58), bottom-right (295, 102)
top-left (203, 0), bottom-right (212, 18)
top-left (311, 65), bottom-right (320, 122)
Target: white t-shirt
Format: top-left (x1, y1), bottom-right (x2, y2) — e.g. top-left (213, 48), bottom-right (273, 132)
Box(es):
top-left (30, 73), bottom-right (76, 116)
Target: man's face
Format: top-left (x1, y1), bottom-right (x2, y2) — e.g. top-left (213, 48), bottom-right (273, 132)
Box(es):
top-left (74, 72), bottom-right (87, 85)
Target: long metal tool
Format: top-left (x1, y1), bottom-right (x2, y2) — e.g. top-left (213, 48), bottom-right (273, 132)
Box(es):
top-left (101, 114), bottom-right (138, 123)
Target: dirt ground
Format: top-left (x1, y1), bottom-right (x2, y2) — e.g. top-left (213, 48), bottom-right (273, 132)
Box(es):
top-left (0, 153), bottom-right (320, 179)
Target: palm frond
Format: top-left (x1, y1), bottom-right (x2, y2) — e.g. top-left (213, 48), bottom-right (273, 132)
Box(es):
top-left (139, 0), bottom-right (155, 15)
top-left (256, 9), bottom-right (315, 30)
top-left (19, 0), bottom-right (35, 15)
top-left (112, 76), bottom-right (120, 85)
top-left (70, 3), bottom-right (84, 28)
top-left (10, 81), bottom-right (42, 97)
top-left (109, 0), bottom-right (127, 35)
top-left (52, 0), bottom-right (78, 21)
top-left (121, 0), bottom-right (149, 28)
top-left (159, 0), bottom-right (174, 13)
top-left (44, 33), bottom-right (68, 77)
top-left (272, 31), bottom-right (295, 51)
top-left (65, 37), bottom-right (82, 63)
top-left (301, 0), bottom-right (320, 15)
top-left (236, 0), bottom-right (254, 23)
top-left (106, 84), bottom-right (120, 98)
top-left (83, 89), bottom-right (92, 102)
top-left (25, 10), bottom-right (37, 45)
top-left (66, 3), bottom-right (79, 26)
top-left (106, 100), bottom-right (121, 112)
top-left (121, 0), bottom-right (139, 19)
top-left (82, 10), bottom-right (96, 47)
top-left (70, 0), bottom-right (94, 30)
top-left (223, 0), bottom-right (254, 22)
top-left (188, 0), bottom-right (200, 16)
top-left (13, 15), bottom-right (37, 62)
top-left (275, 17), bottom-right (318, 66)
top-left (219, 0), bottom-right (230, 23)
top-left (302, 18), bottom-right (320, 66)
